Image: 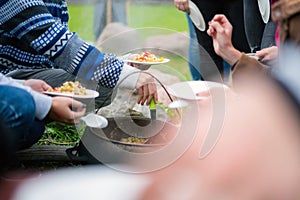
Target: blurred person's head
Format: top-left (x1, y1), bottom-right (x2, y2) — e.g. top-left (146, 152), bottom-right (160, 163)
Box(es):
top-left (141, 45), bottom-right (300, 200)
top-left (272, 0), bottom-right (300, 45)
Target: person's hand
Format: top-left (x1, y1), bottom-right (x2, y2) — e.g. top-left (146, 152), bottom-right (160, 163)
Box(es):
top-left (47, 96), bottom-right (86, 124)
top-left (207, 14), bottom-right (242, 66)
top-left (255, 46), bottom-right (279, 65)
top-left (24, 79), bottom-right (52, 93)
top-left (174, 0), bottom-right (190, 13)
top-left (136, 73), bottom-right (158, 105)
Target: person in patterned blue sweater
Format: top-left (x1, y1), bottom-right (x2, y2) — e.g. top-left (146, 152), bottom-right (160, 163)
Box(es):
top-left (0, 0), bottom-right (157, 107)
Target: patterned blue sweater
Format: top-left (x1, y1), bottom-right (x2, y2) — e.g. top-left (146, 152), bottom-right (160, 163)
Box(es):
top-left (0, 0), bottom-right (123, 88)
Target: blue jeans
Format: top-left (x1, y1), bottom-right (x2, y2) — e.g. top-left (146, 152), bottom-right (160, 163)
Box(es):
top-left (187, 14), bottom-right (201, 80)
top-left (0, 86), bottom-right (45, 150)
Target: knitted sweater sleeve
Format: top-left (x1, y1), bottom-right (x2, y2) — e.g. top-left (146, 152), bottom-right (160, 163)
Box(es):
top-left (0, 0), bottom-right (123, 88)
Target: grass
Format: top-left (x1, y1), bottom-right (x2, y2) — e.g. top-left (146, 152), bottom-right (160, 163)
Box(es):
top-left (41, 3), bottom-right (191, 146)
top-left (68, 4), bottom-right (94, 41)
top-left (68, 3), bottom-right (188, 41)
top-left (128, 4), bottom-right (188, 39)
top-left (39, 122), bottom-right (86, 146)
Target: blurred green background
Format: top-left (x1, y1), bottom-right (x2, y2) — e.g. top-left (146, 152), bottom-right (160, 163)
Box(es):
top-left (68, 4), bottom-right (188, 42)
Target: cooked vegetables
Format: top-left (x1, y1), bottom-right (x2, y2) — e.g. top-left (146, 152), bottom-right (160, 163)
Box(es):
top-left (120, 137), bottom-right (147, 144)
top-left (133, 52), bottom-right (164, 63)
top-left (48, 81), bottom-right (87, 95)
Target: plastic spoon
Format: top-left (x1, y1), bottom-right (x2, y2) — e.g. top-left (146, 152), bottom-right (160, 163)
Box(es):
top-left (81, 113), bottom-right (108, 128)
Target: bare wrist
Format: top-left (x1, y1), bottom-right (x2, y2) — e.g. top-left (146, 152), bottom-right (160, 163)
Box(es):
top-left (222, 48), bottom-right (242, 66)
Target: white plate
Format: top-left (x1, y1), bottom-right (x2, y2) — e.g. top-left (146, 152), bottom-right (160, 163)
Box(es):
top-left (43, 89), bottom-right (99, 99)
top-left (188, 0), bottom-right (206, 31)
top-left (258, 0), bottom-right (270, 23)
top-left (122, 58), bottom-right (170, 65)
top-left (167, 81), bottom-right (228, 101)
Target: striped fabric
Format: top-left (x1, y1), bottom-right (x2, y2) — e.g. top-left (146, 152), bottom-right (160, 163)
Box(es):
top-left (0, 0), bottom-right (123, 88)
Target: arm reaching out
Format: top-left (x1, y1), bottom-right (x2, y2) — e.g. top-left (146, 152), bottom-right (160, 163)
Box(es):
top-left (207, 14), bottom-right (242, 66)
top-left (47, 97), bottom-right (86, 124)
top-left (255, 46), bottom-right (279, 64)
top-left (24, 79), bottom-right (52, 93)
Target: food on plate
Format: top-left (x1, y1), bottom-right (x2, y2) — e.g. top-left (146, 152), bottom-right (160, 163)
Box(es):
top-left (131, 52), bottom-right (165, 63)
top-left (47, 81), bottom-right (87, 95)
top-left (120, 136), bottom-right (147, 144)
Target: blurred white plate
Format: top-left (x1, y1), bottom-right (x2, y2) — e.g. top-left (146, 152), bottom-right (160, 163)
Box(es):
top-left (189, 0), bottom-right (206, 31)
top-left (167, 81), bottom-right (228, 101)
top-left (44, 89), bottom-right (99, 99)
top-left (258, 0), bottom-right (270, 23)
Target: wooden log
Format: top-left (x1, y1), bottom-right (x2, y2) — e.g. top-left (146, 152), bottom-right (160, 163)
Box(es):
top-left (16, 145), bottom-right (73, 162)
